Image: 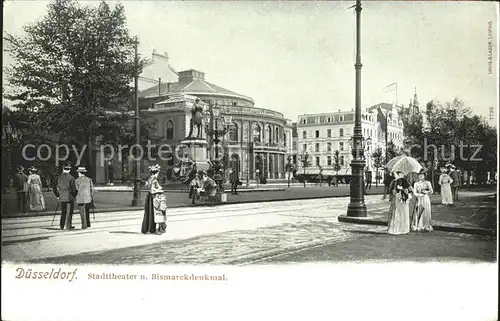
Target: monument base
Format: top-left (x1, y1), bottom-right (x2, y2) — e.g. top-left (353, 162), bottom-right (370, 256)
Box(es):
top-left (180, 137), bottom-right (210, 171)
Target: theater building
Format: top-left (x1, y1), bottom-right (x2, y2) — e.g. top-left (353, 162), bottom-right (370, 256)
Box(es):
top-left (100, 50), bottom-right (294, 184)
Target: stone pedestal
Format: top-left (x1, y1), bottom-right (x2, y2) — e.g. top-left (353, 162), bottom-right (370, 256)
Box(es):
top-left (217, 192), bottom-right (227, 203)
top-left (179, 138), bottom-right (210, 171)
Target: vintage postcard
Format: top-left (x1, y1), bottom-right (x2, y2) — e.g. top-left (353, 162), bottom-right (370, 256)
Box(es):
top-left (2, 0), bottom-right (498, 320)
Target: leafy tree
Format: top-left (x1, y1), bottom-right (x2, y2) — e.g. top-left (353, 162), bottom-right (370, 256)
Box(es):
top-left (299, 151), bottom-right (311, 188)
top-left (385, 140), bottom-right (399, 161)
top-left (371, 147), bottom-right (384, 187)
top-left (402, 98), bottom-right (496, 189)
top-left (332, 150), bottom-right (342, 186)
top-left (4, 0), bottom-right (149, 171)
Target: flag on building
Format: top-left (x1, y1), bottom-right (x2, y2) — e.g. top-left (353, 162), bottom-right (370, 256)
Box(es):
top-left (382, 82), bottom-right (397, 93)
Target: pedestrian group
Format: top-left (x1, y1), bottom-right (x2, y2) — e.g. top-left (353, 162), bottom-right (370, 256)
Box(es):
top-left (386, 163), bottom-right (461, 235)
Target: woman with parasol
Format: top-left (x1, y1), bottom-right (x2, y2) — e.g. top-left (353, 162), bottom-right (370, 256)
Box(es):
top-left (385, 156), bottom-right (422, 235)
top-left (411, 168), bottom-right (433, 232)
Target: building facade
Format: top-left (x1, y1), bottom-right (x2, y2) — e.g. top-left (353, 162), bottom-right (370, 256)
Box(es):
top-left (106, 51), bottom-right (294, 183)
top-left (296, 105), bottom-right (405, 181)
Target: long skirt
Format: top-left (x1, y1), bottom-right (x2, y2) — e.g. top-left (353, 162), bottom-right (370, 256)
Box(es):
top-left (411, 195), bottom-right (433, 232)
top-left (28, 184), bottom-right (45, 211)
top-left (388, 198), bottom-right (410, 235)
top-left (440, 183), bottom-right (453, 205)
top-left (141, 193), bottom-right (156, 234)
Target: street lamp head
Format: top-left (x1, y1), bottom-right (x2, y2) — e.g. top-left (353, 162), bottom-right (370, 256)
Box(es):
top-left (202, 111), bottom-right (211, 125)
top-left (224, 115), bottom-right (233, 124)
top-left (212, 103), bottom-right (220, 117)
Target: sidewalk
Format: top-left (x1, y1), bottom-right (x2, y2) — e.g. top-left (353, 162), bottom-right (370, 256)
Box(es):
top-left (1, 185), bottom-right (385, 218)
top-left (339, 190), bottom-right (497, 235)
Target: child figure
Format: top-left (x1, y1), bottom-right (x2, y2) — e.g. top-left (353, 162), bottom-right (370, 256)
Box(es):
top-left (152, 188), bottom-right (167, 234)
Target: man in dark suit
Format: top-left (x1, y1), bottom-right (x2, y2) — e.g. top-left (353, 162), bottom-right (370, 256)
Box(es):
top-left (229, 169), bottom-right (239, 195)
top-left (13, 165), bottom-right (28, 212)
top-left (53, 163), bottom-right (77, 230)
top-left (448, 165), bottom-right (461, 201)
top-left (365, 168), bottom-right (372, 190)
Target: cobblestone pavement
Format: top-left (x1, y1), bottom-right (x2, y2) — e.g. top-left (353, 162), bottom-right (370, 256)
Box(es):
top-left (253, 231), bottom-right (496, 264)
top-left (2, 195), bottom-right (387, 262)
top-left (33, 220), bottom-right (388, 265)
top-left (3, 191), bottom-right (495, 265)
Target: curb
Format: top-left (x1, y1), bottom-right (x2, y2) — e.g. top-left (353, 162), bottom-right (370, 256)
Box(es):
top-left (337, 215), bottom-right (496, 236)
top-left (2, 192), bottom-right (384, 219)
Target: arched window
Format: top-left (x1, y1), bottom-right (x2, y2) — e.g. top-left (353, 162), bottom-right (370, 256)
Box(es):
top-left (275, 127), bottom-right (279, 143)
top-left (284, 133), bottom-right (287, 147)
top-left (268, 125), bottom-right (272, 144)
top-left (166, 120), bottom-right (174, 140)
top-left (229, 122), bottom-right (238, 142)
top-left (253, 123), bottom-right (261, 143)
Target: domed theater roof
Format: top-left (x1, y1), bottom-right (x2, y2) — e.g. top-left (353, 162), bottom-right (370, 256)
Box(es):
top-left (139, 69), bottom-right (254, 106)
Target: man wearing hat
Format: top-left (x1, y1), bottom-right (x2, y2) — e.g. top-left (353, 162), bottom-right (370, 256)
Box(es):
top-left (13, 165), bottom-right (28, 212)
top-left (53, 163), bottom-right (77, 230)
top-left (75, 166), bottom-right (94, 229)
top-left (448, 164), bottom-right (461, 201)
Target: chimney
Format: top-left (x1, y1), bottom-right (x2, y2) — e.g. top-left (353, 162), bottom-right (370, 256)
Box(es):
top-left (167, 82), bottom-right (171, 92)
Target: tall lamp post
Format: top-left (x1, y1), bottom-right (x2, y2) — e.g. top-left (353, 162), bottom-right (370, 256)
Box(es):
top-left (2, 122), bottom-right (24, 190)
top-left (346, 0), bottom-right (367, 217)
top-left (131, 36), bottom-right (142, 206)
top-left (203, 103), bottom-right (232, 191)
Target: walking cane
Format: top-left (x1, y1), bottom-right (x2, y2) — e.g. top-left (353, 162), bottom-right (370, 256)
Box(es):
top-left (51, 202), bottom-right (60, 226)
top-left (91, 199), bottom-right (96, 222)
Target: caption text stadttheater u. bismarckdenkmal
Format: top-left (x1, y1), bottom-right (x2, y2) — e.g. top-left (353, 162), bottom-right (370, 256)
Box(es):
top-left (87, 272), bottom-right (228, 281)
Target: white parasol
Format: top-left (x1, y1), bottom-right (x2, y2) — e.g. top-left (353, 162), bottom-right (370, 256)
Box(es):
top-left (388, 156), bottom-right (422, 175)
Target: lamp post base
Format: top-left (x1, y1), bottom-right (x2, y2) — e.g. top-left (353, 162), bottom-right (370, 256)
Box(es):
top-left (131, 179), bottom-right (143, 207)
top-left (346, 202), bottom-right (367, 217)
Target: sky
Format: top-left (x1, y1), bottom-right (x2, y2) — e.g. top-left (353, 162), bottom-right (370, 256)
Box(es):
top-left (3, 0), bottom-right (499, 122)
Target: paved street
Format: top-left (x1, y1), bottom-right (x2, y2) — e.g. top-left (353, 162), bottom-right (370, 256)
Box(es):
top-left (2, 191), bottom-right (496, 265)
top-left (2, 195), bottom-right (389, 263)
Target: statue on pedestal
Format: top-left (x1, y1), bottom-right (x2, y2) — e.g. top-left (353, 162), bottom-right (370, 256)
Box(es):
top-left (187, 98), bottom-right (204, 139)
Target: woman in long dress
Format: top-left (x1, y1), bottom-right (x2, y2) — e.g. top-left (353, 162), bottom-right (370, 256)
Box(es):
top-left (27, 166), bottom-right (46, 211)
top-left (438, 168), bottom-right (454, 205)
top-left (141, 164), bottom-right (162, 234)
top-left (411, 168), bottom-right (434, 232)
top-left (388, 171), bottom-right (411, 235)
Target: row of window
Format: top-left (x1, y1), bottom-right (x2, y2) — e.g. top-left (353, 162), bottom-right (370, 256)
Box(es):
top-left (306, 156), bottom-right (347, 167)
top-left (303, 128), bottom-right (348, 139)
top-left (300, 115), bottom-right (352, 124)
top-left (252, 123), bottom-right (286, 145)
top-left (303, 142), bottom-right (349, 152)
top-left (303, 127), bottom-right (385, 140)
top-left (151, 118), bottom-right (289, 146)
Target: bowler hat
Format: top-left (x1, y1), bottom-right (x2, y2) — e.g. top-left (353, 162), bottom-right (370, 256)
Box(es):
top-left (63, 163), bottom-right (72, 171)
top-left (29, 166), bottom-right (37, 172)
top-left (76, 166), bottom-right (87, 173)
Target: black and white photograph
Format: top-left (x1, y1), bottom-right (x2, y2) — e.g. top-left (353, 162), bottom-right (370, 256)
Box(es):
top-left (2, 0), bottom-right (498, 320)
